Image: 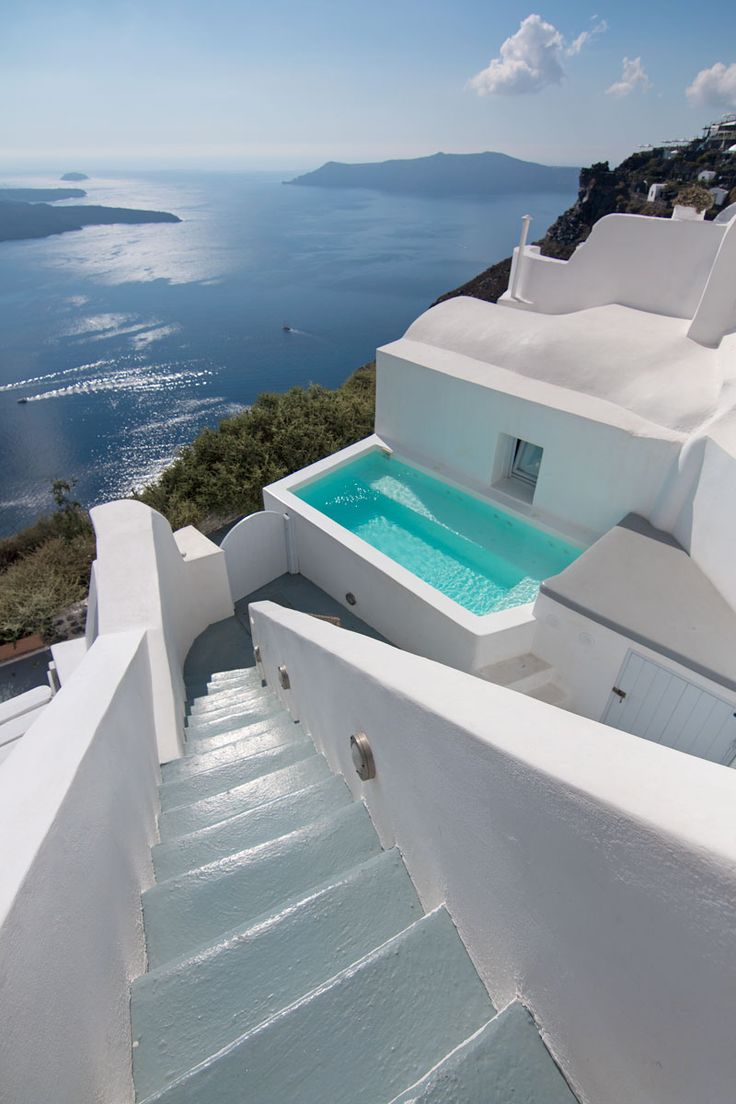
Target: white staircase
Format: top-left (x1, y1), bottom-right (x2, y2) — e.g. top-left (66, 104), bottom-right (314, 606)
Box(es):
top-left (130, 663), bottom-right (579, 1103)
top-left (476, 652), bottom-right (570, 708)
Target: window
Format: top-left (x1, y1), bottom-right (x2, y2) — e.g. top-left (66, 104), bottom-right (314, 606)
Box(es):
top-left (510, 439), bottom-right (543, 487)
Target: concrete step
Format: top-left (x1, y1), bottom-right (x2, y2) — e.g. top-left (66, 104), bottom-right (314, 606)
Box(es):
top-left (162, 717), bottom-right (306, 782)
top-left (185, 699), bottom-right (285, 740)
top-left (143, 803), bottom-right (381, 967)
top-left (525, 681), bottom-right (570, 708)
top-left (159, 740), bottom-right (315, 812)
top-left (152, 776), bottom-right (352, 881)
top-left (137, 908), bottom-right (494, 1104)
top-left (187, 684), bottom-right (275, 718)
top-left (132, 849), bottom-right (422, 1100)
top-left (158, 754), bottom-right (332, 841)
top-left (388, 1001), bottom-right (577, 1104)
top-left (476, 653), bottom-right (552, 692)
top-left (183, 712), bottom-right (299, 757)
top-left (185, 668), bottom-right (263, 699)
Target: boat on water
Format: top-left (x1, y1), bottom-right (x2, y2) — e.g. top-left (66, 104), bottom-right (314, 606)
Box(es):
top-left (16, 397), bottom-right (28, 404)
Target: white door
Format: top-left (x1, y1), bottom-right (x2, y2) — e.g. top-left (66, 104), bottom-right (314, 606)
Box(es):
top-left (602, 651), bottom-right (736, 765)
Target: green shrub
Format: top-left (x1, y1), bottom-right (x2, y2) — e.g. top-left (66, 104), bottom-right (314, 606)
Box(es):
top-left (138, 362), bottom-right (376, 532)
top-left (0, 532), bottom-right (94, 643)
top-left (674, 185), bottom-right (713, 212)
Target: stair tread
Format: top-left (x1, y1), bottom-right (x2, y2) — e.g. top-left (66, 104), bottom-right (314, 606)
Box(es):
top-left (163, 718), bottom-right (306, 781)
top-left (525, 681), bottom-right (569, 706)
top-left (132, 848), bottom-right (422, 1100)
top-left (188, 684), bottom-right (274, 715)
top-left (158, 754), bottom-right (332, 840)
top-left (137, 908), bottom-right (494, 1104)
top-left (185, 700), bottom-right (285, 739)
top-left (144, 802), bottom-right (381, 967)
top-left (159, 740), bottom-right (315, 812)
top-left (183, 712), bottom-right (299, 756)
top-left (476, 653), bottom-right (551, 686)
top-left (388, 1001), bottom-right (577, 1104)
top-left (152, 776), bottom-right (353, 881)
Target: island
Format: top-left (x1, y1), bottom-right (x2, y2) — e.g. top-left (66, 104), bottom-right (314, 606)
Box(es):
top-left (0, 187), bottom-right (87, 202)
top-left (0, 201), bottom-right (181, 243)
top-left (286, 151), bottom-right (579, 197)
top-left (60, 172), bottom-right (89, 181)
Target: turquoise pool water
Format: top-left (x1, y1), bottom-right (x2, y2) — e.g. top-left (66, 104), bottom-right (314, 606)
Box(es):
top-left (295, 452), bottom-right (582, 616)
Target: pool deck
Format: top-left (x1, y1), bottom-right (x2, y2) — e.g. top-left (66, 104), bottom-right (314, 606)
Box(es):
top-left (184, 573), bottom-right (387, 686)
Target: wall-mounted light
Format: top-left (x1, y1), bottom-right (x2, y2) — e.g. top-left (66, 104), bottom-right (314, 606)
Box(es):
top-left (350, 732), bottom-right (376, 781)
top-left (345, 592), bottom-right (357, 606)
top-left (278, 665), bottom-right (291, 690)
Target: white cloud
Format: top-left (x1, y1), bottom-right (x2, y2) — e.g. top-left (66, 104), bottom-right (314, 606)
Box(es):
top-left (606, 57), bottom-right (651, 98)
top-left (686, 62), bottom-right (736, 109)
top-left (468, 14), bottom-right (607, 97)
top-left (567, 19), bottom-right (608, 57)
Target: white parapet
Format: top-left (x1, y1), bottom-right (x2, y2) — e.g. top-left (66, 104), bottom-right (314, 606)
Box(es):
top-left (249, 599), bottom-right (736, 1104)
top-left (0, 630), bottom-right (160, 1104)
top-left (90, 500), bottom-right (234, 763)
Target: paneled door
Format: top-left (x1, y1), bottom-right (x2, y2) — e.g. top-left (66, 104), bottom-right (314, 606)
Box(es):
top-left (602, 651), bottom-right (736, 765)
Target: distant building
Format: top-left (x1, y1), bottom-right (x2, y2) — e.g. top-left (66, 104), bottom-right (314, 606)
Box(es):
top-left (710, 186), bottom-right (729, 206)
top-left (703, 113), bottom-right (736, 149)
top-left (648, 182), bottom-right (666, 202)
top-left (698, 169), bottom-right (716, 183)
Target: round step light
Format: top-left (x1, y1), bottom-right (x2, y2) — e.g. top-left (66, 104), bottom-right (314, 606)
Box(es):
top-left (350, 731), bottom-right (376, 781)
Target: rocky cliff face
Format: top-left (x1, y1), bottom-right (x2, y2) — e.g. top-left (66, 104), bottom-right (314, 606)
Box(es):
top-left (438, 139), bottom-right (736, 304)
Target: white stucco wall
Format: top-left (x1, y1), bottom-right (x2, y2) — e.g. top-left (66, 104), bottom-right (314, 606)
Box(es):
top-left (531, 590), bottom-right (736, 721)
top-left (250, 601), bottom-right (736, 1104)
top-left (509, 213), bottom-right (725, 321)
top-left (0, 631), bottom-right (159, 1104)
top-left (375, 352), bottom-right (679, 538)
top-left (220, 510), bottom-right (289, 602)
top-left (91, 501), bottom-right (233, 762)
top-left (674, 429), bottom-right (736, 612)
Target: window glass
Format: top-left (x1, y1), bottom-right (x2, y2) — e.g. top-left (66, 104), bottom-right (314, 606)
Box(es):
top-left (511, 440), bottom-right (543, 485)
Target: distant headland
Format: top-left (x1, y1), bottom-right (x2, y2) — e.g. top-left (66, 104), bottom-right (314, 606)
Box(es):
top-left (1, 187), bottom-right (87, 202)
top-left (0, 199), bottom-right (181, 243)
top-left (0, 186), bottom-right (181, 243)
top-left (60, 172), bottom-right (89, 181)
top-left (286, 151), bottom-right (579, 197)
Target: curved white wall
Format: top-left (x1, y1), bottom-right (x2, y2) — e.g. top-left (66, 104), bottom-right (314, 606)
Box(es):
top-left (512, 213), bottom-right (726, 322)
top-left (220, 510), bottom-right (289, 602)
top-left (250, 600), bottom-right (736, 1104)
top-left (0, 632), bottom-right (159, 1104)
top-left (91, 501), bottom-right (233, 762)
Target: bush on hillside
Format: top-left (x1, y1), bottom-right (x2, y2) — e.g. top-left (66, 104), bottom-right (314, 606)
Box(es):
top-left (138, 363), bottom-right (376, 531)
top-left (674, 185), bottom-right (713, 212)
top-left (0, 533), bottom-right (94, 643)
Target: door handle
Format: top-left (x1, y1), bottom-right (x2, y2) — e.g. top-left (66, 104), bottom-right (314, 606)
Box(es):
top-left (612, 686), bottom-right (627, 701)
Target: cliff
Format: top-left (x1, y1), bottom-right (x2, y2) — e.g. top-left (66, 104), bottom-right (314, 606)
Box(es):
top-left (438, 139), bottom-right (736, 304)
top-left (287, 151), bottom-right (579, 197)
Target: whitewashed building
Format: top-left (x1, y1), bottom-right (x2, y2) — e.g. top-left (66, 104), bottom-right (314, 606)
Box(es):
top-left (2, 203), bottom-right (736, 1104)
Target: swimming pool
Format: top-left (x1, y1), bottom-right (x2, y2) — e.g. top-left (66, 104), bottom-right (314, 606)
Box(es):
top-left (294, 451), bottom-right (582, 616)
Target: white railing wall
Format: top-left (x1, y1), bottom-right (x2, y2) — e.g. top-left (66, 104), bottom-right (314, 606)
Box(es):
top-left (505, 213), bottom-right (726, 323)
top-left (249, 600), bottom-right (736, 1104)
top-left (91, 501), bottom-right (234, 762)
top-left (0, 631), bottom-right (159, 1104)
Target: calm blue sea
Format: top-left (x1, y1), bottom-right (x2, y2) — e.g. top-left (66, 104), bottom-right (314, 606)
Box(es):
top-left (0, 170), bottom-right (574, 536)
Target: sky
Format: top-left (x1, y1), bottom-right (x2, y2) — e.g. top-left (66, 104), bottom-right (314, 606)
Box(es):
top-left (2, 0), bottom-right (735, 172)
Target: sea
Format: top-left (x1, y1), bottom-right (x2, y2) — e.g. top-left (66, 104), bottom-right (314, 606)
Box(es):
top-left (0, 170), bottom-right (574, 537)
